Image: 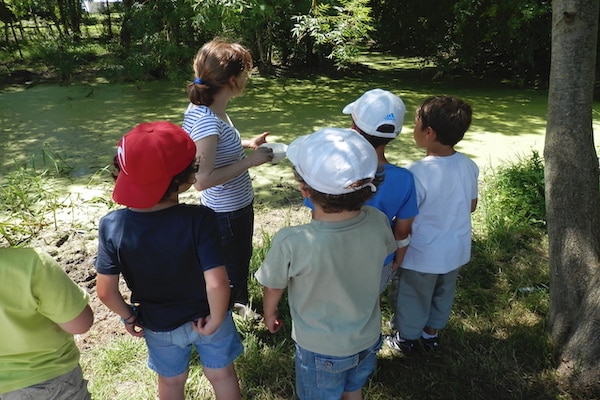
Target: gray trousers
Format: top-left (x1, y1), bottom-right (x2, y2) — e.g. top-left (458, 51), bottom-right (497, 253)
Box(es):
top-left (0, 365), bottom-right (91, 400)
top-left (390, 267), bottom-right (460, 340)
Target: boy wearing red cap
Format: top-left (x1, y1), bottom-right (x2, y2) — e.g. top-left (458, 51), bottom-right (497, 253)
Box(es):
top-left (94, 122), bottom-right (243, 400)
top-left (255, 128), bottom-right (397, 400)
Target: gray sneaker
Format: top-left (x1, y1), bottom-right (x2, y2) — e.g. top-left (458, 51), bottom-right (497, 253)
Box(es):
top-left (384, 332), bottom-right (417, 353)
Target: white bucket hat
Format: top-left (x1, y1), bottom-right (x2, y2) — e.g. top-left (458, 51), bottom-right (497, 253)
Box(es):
top-left (286, 128), bottom-right (378, 195)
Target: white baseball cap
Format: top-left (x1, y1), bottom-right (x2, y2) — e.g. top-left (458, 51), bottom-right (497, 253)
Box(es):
top-left (286, 128), bottom-right (378, 195)
top-left (342, 89), bottom-right (406, 138)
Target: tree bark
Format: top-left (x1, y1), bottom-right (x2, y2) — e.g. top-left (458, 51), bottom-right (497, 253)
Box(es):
top-left (545, 0), bottom-right (600, 394)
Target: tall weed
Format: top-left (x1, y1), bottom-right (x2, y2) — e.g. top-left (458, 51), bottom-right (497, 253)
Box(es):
top-left (0, 147), bottom-right (72, 246)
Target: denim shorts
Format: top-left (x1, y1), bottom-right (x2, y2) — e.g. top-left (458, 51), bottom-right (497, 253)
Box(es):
top-left (294, 336), bottom-right (382, 400)
top-left (144, 312), bottom-right (243, 377)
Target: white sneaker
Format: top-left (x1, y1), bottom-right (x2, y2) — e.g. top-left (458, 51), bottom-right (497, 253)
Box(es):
top-left (233, 303), bottom-right (262, 321)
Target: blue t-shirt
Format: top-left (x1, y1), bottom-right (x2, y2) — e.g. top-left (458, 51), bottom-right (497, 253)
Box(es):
top-left (95, 204), bottom-right (224, 331)
top-left (305, 163), bottom-right (418, 265)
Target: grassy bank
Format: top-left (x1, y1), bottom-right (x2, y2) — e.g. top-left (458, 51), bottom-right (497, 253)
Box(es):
top-left (1, 55), bottom-right (584, 399)
top-left (76, 153), bottom-right (563, 400)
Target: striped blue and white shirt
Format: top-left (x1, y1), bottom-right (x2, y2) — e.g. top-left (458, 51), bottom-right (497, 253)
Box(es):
top-left (182, 104), bottom-right (254, 212)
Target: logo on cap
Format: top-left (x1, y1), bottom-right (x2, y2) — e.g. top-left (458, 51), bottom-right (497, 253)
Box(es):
top-left (117, 140), bottom-right (128, 175)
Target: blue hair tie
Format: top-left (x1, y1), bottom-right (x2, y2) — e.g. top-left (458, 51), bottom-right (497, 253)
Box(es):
top-left (193, 77), bottom-right (204, 85)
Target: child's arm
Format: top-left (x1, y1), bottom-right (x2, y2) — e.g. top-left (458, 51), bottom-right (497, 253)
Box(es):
top-left (262, 286), bottom-right (284, 333)
top-left (96, 273), bottom-right (144, 337)
top-left (192, 265), bottom-right (230, 336)
top-left (392, 216), bottom-right (414, 270)
top-left (194, 136), bottom-right (272, 190)
top-left (57, 305), bottom-right (94, 335)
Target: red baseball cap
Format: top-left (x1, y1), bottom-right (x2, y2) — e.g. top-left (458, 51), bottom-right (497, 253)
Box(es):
top-left (112, 121), bottom-right (196, 208)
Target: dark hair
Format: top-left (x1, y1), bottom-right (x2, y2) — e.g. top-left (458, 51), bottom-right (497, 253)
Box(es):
top-left (416, 96), bottom-right (472, 146)
top-left (352, 121), bottom-right (394, 148)
top-left (112, 156), bottom-right (197, 203)
top-left (187, 38), bottom-right (253, 106)
top-left (294, 167), bottom-right (384, 213)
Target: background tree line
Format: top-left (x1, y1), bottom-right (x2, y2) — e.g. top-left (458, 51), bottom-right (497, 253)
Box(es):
top-left (0, 0), bottom-right (569, 85)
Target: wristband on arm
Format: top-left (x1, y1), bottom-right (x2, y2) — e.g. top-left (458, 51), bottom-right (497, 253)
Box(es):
top-left (396, 234), bottom-right (411, 248)
top-left (120, 304), bottom-right (138, 325)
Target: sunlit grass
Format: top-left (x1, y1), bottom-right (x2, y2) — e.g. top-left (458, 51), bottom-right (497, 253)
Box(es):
top-left (1, 56), bottom-right (592, 399)
top-left (3, 55), bottom-right (598, 176)
top-left (81, 337), bottom-right (156, 400)
top-left (76, 153), bottom-right (564, 399)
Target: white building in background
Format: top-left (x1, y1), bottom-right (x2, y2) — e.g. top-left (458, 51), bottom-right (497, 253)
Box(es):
top-left (82, 0), bottom-right (121, 14)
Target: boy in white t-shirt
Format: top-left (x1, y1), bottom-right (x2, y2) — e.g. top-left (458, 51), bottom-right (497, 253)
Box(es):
top-left (255, 128), bottom-right (396, 400)
top-left (385, 96), bottom-right (479, 353)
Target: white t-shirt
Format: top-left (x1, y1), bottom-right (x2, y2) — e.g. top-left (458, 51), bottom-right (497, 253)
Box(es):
top-left (402, 152), bottom-right (479, 274)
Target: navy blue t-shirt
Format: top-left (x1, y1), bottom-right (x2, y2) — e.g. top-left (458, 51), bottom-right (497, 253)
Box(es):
top-left (95, 204), bottom-right (224, 331)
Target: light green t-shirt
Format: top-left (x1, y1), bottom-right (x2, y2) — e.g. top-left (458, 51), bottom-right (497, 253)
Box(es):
top-left (0, 248), bottom-right (90, 394)
top-left (255, 206), bottom-right (396, 357)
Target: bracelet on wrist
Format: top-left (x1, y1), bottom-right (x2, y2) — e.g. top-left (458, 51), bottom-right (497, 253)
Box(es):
top-left (396, 234), bottom-right (411, 248)
top-left (120, 305), bottom-right (138, 325)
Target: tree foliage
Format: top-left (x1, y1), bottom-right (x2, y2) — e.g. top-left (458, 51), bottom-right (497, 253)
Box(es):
top-left (370, 0), bottom-right (552, 83)
top-left (0, 0), bottom-right (594, 84)
top-left (291, 0), bottom-right (373, 69)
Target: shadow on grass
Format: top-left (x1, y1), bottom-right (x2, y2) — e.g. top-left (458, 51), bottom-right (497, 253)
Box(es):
top-left (373, 320), bottom-right (558, 400)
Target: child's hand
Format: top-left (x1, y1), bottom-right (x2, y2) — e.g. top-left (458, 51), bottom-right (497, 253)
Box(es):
top-left (192, 315), bottom-right (221, 336)
top-left (125, 321), bottom-right (144, 337)
top-left (264, 314), bottom-right (283, 333)
top-left (246, 132), bottom-right (270, 149)
top-left (249, 146), bottom-right (274, 166)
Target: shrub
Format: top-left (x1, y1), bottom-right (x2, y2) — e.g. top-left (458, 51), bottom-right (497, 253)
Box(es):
top-left (479, 151), bottom-right (546, 247)
top-left (29, 39), bottom-right (97, 82)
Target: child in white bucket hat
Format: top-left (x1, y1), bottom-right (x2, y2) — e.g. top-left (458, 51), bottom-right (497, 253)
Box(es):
top-left (304, 89), bottom-right (419, 293)
top-left (255, 127), bottom-right (396, 400)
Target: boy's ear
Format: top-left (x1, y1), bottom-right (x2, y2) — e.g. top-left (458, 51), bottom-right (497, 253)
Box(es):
top-left (299, 182), bottom-right (310, 198)
top-left (425, 126), bottom-right (437, 141)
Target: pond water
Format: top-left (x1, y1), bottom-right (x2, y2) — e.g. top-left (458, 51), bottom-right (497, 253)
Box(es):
top-left (1, 73), bottom-right (599, 182)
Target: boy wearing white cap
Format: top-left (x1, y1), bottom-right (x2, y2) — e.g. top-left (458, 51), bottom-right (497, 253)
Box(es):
top-left (342, 89), bottom-right (418, 290)
top-left (94, 122), bottom-right (243, 400)
top-left (255, 128), bottom-right (397, 400)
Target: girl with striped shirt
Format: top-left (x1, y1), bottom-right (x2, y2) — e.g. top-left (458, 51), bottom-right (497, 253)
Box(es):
top-left (182, 38), bottom-right (273, 316)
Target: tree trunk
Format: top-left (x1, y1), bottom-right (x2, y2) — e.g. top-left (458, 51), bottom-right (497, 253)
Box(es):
top-left (545, 0), bottom-right (600, 394)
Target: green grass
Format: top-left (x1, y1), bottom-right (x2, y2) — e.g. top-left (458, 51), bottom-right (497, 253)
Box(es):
top-left (77, 153), bottom-right (568, 399)
top-left (2, 55), bottom-right (592, 398)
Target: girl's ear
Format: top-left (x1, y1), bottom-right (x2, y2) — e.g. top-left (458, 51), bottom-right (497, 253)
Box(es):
top-left (228, 75), bottom-right (237, 88)
top-left (229, 74), bottom-right (242, 92)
